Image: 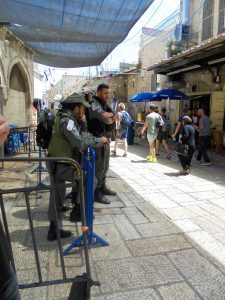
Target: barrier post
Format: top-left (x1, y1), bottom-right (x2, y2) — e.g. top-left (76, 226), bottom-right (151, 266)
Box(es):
top-left (31, 146), bottom-right (48, 189)
top-left (63, 146), bottom-right (109, 255)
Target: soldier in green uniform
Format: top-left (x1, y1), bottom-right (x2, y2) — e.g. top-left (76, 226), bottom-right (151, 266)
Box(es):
top-left (47, 93), bottom-right (108, 241)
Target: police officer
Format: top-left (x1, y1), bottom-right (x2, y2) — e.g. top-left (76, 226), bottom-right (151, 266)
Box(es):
top-left (88, 84), bottom-right (119, 204)
top-left (47, 93), bottom-right (108, 241)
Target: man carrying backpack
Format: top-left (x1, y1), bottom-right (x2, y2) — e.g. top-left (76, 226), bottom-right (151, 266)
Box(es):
top-left (156, 107), bottom-right (172, 159)
top-left (47, 93), bottom-right (108, 241)
top-left (112, 103), bottom-right (131, 157)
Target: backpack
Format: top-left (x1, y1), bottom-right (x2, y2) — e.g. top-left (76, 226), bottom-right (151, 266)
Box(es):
top-left (36, 112), bottom-right (55, 149)
top-left (156, 114), bottom-right (164, 129)
top-left (161, 115), bottom-right (171, 132)
top-left (120, 111), bottom-right (132, 128)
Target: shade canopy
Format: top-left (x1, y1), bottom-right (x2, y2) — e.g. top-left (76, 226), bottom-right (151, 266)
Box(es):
top-left (0, 0), bottom-right (153, 67)
top-left (130, 92), bottom-right (156, 102)
top-left (152, 89), bottom-right (189, 100)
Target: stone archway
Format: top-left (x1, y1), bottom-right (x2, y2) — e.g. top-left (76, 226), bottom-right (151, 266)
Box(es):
top-left (5, 62), bottom-right (32, 126)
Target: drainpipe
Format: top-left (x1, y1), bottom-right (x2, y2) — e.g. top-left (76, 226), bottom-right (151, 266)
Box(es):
top-left (0, 85), bottom-right (4, 169)
top-left (181, 0), bottom-right (190, 25)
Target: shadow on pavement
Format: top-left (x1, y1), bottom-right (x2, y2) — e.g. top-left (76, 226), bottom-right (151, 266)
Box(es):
top-left (9, 225), bottom-right (81, 252)
top-left (163, 172), bottom-right (181, 177)
top-left (124, 139), bottom-right (225, 187)
top-left (130, 159), bottom-right (149, 164)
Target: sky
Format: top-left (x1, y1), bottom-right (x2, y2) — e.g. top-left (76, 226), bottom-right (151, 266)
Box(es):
top-left (40, 0), bottom-right (180, 83)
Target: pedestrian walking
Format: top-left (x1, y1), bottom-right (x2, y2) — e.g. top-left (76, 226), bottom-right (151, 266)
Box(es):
top-left (156, 107), bottom-right (172, 159)
top-left (140, 104), bottom-right (163, 163)
top-left (112, 103), bottom-right (131, 157)
top-left (87, 84), bottom-right (119, 204)
top-left (172, 107), bottom-right (190, 141)
top-left (177, 116), bottom-right (195, 175)
top-left (194, 109), bottom-right (211, 166)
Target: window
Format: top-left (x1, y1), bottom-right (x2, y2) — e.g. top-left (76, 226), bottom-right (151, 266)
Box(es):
top-left (202, 0), bottom-right (214, 40)
top-left (218, 0), bottom-right (225, 34)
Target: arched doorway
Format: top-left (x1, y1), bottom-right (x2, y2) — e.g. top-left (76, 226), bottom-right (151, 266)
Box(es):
top-left (5, 63), bottom-right (31, 126)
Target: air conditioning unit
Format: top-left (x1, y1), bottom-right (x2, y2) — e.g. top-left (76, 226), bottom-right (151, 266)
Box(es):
top-left (173, 24), bottom-right (190, 43)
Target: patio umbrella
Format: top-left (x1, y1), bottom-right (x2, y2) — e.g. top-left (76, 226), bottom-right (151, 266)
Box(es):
top-left (152, 89), bottom-right (188, 100)
top-left (130, 92), bottom-right (155, 102)
top-left (130, 92), bottom-right (160, 112)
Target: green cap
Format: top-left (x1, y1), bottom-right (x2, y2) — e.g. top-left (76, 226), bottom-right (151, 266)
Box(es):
top-left (62, 93), bottom-right (90, 108)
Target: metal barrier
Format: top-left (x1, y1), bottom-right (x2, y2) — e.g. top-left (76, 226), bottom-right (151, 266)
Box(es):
top-left (0, 156), bottom-right (98, 297)
top-left (6, 126), bottom-right (37, 157)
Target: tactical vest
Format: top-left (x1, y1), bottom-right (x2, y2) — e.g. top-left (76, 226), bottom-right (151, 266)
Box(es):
top-left (48, 112), bottom-right (74, 158)
top-left (87, 96), bottom-right (113, 137)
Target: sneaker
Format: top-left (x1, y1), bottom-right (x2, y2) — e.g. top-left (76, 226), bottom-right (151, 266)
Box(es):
top-left (152, 157), bottom-right (157, 163)
top-left (156, 153), bottom-right (160, 158)
top-left (111, 150), bottom-right (116, 156)
top-left (147, 155), bottom-right (153, 162)
top-left (196, 159), bottom-right (203, 163)
top-left (167, 154), bottom-right (172, 160)
top-left (123, 153), bottom-right (127, 157)
top-left (179, 169), bottom-right (187, 175)
top-left (201, 162), bottom-right (212, 166)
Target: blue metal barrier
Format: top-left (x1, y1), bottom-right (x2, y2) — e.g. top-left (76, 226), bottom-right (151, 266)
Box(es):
top-left (63, 147), bottom-right (109, 255)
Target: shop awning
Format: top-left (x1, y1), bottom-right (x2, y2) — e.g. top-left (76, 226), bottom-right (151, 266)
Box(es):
top-left (0, 0), bottom-right (153, 67)
top-left (147, 34), bottom-right (225, 75)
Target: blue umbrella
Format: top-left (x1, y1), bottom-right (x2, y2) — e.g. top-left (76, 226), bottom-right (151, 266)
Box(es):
top-left (130, 92), bottom-right (156, 102)
top-left (153, 89), bottom-right (188, 100)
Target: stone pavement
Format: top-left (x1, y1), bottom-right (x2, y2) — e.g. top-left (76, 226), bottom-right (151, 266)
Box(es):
top-left (2, 140), bottom-right (225, 300)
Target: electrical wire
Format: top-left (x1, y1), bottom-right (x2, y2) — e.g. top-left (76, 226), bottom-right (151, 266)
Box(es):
top-left (122, 0), bottom-right (165, 44)
top-left (124, 7), bottom-right (180, 44)
top-left (145, 0), bottom-right (210, 47)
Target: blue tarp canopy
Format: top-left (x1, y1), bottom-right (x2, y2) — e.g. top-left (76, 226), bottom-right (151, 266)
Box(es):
top-left (0, 0), bottom-right (153, 67)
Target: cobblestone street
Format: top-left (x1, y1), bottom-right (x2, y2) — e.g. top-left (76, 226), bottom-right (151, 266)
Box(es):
top-left (2, 140), bottom-right (225, 300)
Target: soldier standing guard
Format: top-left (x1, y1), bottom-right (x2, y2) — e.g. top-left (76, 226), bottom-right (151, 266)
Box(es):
top-left (47, 93), bottom-right (108, 241)
top-left (87, 84), bottom-right (119, 204)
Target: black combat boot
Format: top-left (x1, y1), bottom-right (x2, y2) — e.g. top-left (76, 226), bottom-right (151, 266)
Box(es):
top-left (47, 221), bottom-right (71, 241)
top-left (70, 203), bottom-right (82, 222)
top-left (95, 189), bottom-right (110, 204)
top-left (60, 206), bottom-right (71, 212)
top-left (100, 183), bottom-right (117, 196)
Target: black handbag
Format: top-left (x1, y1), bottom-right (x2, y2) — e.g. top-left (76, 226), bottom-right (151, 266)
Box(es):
top-left (175, 143), bottom-right (189, 156)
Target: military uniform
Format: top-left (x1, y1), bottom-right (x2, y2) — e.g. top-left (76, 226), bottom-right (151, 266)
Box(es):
top-left (88, 96), bottom-right (117, 199)
top-left (47, 94), bottom-right (105, 241)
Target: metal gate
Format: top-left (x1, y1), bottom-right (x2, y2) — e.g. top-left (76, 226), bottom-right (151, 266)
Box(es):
top-left (0, 156), bottom-right (94, 298)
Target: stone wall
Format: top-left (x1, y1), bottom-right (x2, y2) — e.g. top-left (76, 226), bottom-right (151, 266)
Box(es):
top-left (139, 34), bottom-right (167, 92)
top-left (109, 74), bottom-right (139, 103)
top-left (0, 28), bottom-right (34, 127)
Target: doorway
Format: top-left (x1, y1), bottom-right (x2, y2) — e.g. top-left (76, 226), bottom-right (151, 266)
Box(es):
top-left (189, 94), bottom-right (211, 116)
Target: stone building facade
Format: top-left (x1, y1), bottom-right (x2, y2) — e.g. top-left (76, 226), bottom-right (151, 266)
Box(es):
top-left (108, 71), bottom-right (139, 103)
top-left (147, 0), bottom-right (225, 131)
top-left (0, 27), bottom-right (34, 127)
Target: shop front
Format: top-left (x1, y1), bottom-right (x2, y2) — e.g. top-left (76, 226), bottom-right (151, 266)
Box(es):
top-left (147, 34), bottom-right (225, 150)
